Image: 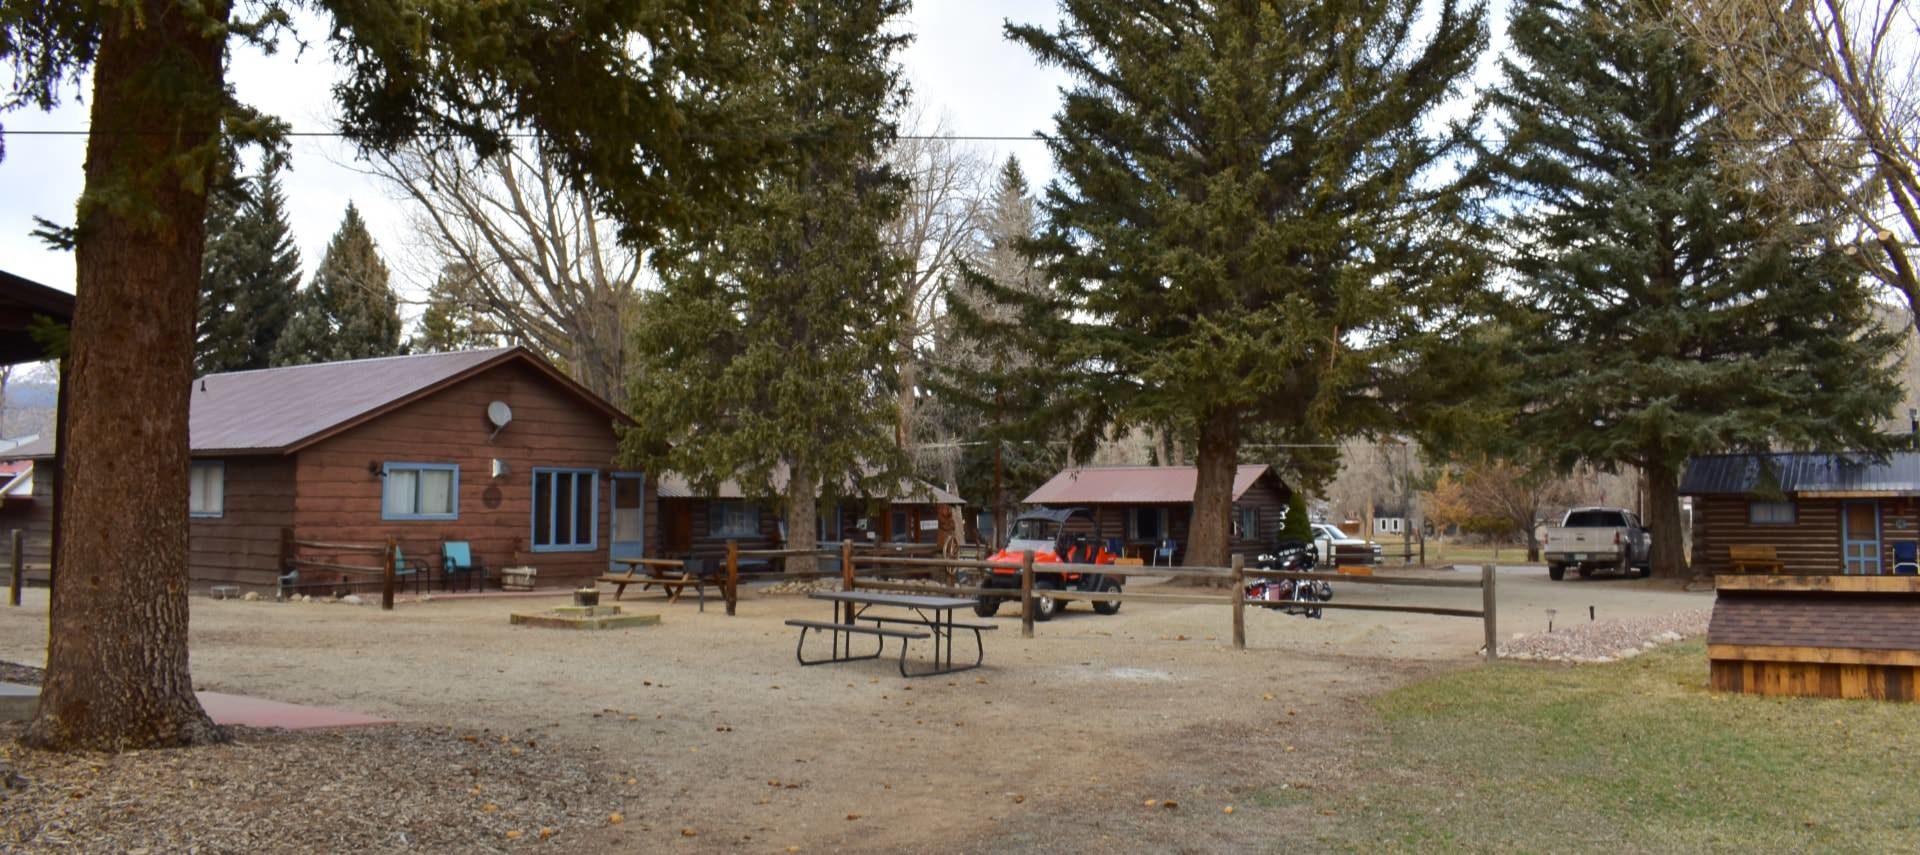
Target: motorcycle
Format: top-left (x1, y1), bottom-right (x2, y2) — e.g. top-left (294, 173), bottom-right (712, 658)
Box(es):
top-left (1245, 540), bottom-right (1333, 619)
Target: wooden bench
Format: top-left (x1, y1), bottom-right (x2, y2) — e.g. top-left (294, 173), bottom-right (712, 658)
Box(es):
top-left (1728, 545), bottom-right (1785, 574)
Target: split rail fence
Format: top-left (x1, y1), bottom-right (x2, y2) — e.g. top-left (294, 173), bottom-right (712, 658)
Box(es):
top-left (717, 540), bottom-right (1500, 659)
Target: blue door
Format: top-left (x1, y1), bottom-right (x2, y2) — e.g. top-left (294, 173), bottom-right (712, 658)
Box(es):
top-left (1842, 501), bottom-right (1882, 575)
top-left (608, 473), bottom-right (646, 571)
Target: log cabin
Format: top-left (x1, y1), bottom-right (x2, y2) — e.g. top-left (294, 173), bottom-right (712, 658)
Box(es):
top-left (655, 468), bottom-right (965, 564)
top-left (1684, 452), bottom-right (1920, 701)
top-left (13, 346), bottom-right (645, 592)
top-left (1022, 464), bottom-right (1294, 564)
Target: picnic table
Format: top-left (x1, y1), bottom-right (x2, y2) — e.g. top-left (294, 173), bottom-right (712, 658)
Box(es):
top-left (786, 590), bottom-right (994, 678)
top-left (597, 558), bottom-right (730, 611)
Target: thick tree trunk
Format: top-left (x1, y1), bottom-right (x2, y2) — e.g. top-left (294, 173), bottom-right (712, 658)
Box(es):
top-left (24, 2), bottom-right (227, 751)
top-left (786, 458), bottom-right (818, 577)
top-left (1645, 460), bottom-right (1688, 579)
top-left (1185, 408), bottom-right (1240, 569)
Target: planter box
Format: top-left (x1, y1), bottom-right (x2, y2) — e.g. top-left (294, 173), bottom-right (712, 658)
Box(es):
top-left (501, 566), bottom-right (538, 591)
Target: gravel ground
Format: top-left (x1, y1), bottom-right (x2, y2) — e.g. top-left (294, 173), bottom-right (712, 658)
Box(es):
top-left (0, 723), bottom-right (632, 854)
top-left (1499, 609), bottom-right (1710, 662)
top-left (0, 566), bottom-right (1711, 852)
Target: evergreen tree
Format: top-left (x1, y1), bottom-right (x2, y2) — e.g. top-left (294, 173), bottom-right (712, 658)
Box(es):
top-left (198, 159), bottom-right (302, 374)
top-left (274, 203), bottom-right (403, 365)
top-left (622, 0), bottom-right (911, 572)
top-left (936, 157), bottom-right (1067, 547)
top-left (195, 162), bottom-right (249, 373)
top-left (1478, 0), bottom-right (1903, 577)
top-left (1000, 0), bottom-right (1487, 567)
top-left (414, 264), bottom-right (509, 352)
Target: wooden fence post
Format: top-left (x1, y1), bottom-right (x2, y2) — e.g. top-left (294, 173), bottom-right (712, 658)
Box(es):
top-left (8, 529), bottom-right (21, 607)
top-left (840, 539), bottom-right (855, 591)
top-left (725, 540), bottom-right (740, 616)
top-left (1020, 549), bottom-right (1036, 639)
top-left (381, 536), bottom-right (396, 611)
top-left (1482, 564), bottom-right (1498, 661)
top-left (1231, 553), bottom-right (1246, 650)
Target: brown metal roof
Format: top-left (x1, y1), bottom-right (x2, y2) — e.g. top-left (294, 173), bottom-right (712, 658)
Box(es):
top-left (0, 269), bottom-right (74, 367)
top-left (1023, 464), bottom-right (1276, 505)
top-left (1709, 593), bottom-right (1920, 652)
top-left (657, 465), bottom-right (964, 504)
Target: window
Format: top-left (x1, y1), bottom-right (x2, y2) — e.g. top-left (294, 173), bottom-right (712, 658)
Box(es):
top-left (383, 463), bottom-right (457, 520)
top-left (1128, 507), bottom-right (1169, 541)
top-left (710, 501), bottom-right (759, 537)
top-left (1749, 501), bottom-right (1796, 525)
top-left (189, 461), bottom-right (224, 517)
top-left (533, 468), bottom-right (598, 550)
top-left (1234, 506), bottom-right (1258, 540)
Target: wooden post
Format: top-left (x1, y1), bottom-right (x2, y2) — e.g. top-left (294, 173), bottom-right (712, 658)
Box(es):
top-left (1482, 563), bottom-right (1498, 661)
top-left (1418, 532), bottom-right (1426, 568)
top-left (381, 536), bottom-right (396, 611)
top-left (8, 529), bottom-right (21, 607)
top-left (1020, 549), bottom-right (1035, 639)
top-left (725, 539), bottom-right (740, 616)
top-left (840, 539), bottom-right (855, 591)
top-left (1231, 553), bottom-right (1246, 650)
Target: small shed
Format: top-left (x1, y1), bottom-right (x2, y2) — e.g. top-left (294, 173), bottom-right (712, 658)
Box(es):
top-left (1709, 575), bottom-right (1920, 701)
top-left (1022, 464), bottom-right (1293, 563)
top-left (14, 346), bottom-right (641, 592)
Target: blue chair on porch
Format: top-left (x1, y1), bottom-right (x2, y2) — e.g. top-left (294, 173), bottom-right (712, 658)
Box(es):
top-left (392, 546), bottom-right (428, 594)
top-left (1153, 539), bottom-right (1177, 567)
top-left (441, 541), bottom-right (487, 592)
top-left (1894, 542), bottom-right (1918, 576)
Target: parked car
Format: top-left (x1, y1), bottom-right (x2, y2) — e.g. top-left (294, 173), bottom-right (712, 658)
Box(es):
top-left (976, 508), bottom-right (1125, 620)
top-left (1542, 507), bottom-right (1652, 580)
top-left (1310, 522), bottom-right (1382, 566)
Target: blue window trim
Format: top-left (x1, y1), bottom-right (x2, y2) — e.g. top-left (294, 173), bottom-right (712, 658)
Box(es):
top-left (1748, 500), bottom-right (1797, 526)
top-left (381, 462), bottom-right (460, 521)
top-left (189, 460), bottom-right (225, 519)
top-left (531, 467), bottom-right (599, 552)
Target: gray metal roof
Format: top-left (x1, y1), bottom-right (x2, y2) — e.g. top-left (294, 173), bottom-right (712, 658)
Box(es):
top-left (657, 465), bottom-right (964, 504)
top-left (6, 346), bottom-right (627, 459)
top-left (1680, 452), bottom-right (1920, 496)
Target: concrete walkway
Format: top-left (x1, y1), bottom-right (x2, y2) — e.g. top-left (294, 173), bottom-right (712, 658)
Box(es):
top-left (0, 682), bottom-right (389, 729)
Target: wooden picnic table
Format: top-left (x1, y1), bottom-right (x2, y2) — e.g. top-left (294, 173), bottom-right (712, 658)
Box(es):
top-left (786, 590), bottom-right (994, 677)
top-left (598, 558), bottom-right (732, 612)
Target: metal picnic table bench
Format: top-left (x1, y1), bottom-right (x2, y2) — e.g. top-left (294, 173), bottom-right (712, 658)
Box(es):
top-left (786, 590), bottom-right (995, 678)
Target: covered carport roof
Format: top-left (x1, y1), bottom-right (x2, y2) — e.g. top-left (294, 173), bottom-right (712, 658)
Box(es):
top-left (0, 269), bottom-right (74, 365)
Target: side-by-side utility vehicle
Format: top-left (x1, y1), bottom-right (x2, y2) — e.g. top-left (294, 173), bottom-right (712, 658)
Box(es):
top-left (976, 508), bottom-right (1124, 620)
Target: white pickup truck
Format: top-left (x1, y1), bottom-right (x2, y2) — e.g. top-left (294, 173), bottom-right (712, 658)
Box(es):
top-left (1542, 507), bottom-right (1652, 580)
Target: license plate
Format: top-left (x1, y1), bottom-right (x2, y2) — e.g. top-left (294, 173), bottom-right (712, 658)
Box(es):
top-left (1573, 553), bottom-right (1588, 560)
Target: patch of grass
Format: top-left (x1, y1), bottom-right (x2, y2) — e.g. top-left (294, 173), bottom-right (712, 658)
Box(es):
top-left (1297, 641), bottom-right (1920, 852)
top-left (1424, 544), bottom-right (1534, 566)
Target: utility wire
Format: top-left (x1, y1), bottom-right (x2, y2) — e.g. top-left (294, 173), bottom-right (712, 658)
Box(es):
top-left (0, 128), bottom-right (1902, 145)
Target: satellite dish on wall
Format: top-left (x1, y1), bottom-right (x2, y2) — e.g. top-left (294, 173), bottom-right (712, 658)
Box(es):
top-left (486, 400), bottom-right (513, 441)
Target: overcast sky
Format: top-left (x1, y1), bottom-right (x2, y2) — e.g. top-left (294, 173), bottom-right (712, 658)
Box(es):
top-left (0, 2), bottom-right (1076, 307)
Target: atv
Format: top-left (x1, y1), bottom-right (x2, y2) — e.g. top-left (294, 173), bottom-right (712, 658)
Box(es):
top-left (974, 507), bottom-right (1124, 621)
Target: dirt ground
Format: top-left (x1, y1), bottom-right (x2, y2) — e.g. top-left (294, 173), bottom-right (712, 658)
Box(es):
top-left (0, 566), bottom-right (1708, 853)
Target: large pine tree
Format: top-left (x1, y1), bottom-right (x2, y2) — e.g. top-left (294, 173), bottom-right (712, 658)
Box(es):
top-left (622, 0), bottom-right (910, 571)
top-left (198, 159), bottom-right (301, 373)
top-left (1003, 0), bottom-right (1487, 567)
top-left (273, 203), bottom-right (403, 366)
top-left (1479, 0), bottom-right (1903, 577)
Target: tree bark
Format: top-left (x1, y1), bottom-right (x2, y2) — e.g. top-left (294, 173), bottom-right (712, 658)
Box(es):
top-left (1185, 407), bottom-right (1240, 569)
top-left (786, 457), bottom-right (818, 577)
top-left (1645, 460), bottom-right (1688, 579)
top-left (24, 1), bottom-right (227, 751)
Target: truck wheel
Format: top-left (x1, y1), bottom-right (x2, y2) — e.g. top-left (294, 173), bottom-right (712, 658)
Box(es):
top-left (1092, 578), bottom-right (1123, 615)
top-left (1637, 563), bottom-right (1652, 579)
top-left (1032, 581), bottom-right (1062, 622)
top-left (1577, 565), bottom-right (1593, 579)
top-left (974, 598), bottom-right (1001, 618)
top-left (1616, 554), bottom-right (1632, 577)
top-left (1548, 564), bottom-right (1565, 581)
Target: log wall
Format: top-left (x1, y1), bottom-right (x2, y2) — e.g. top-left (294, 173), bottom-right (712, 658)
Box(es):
top-left (1693, 495), bottom-right (1920, 575)
top-left (188, 456), bottom-right (295, 586)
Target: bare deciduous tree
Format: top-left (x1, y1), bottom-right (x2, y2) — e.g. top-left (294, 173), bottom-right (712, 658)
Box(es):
top-left (1688, 0), bottom-right (1920, 315)
top-left (885, 111), bottom-right (991, 461)
top-left (369, 143), bottom-right (642, 403)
